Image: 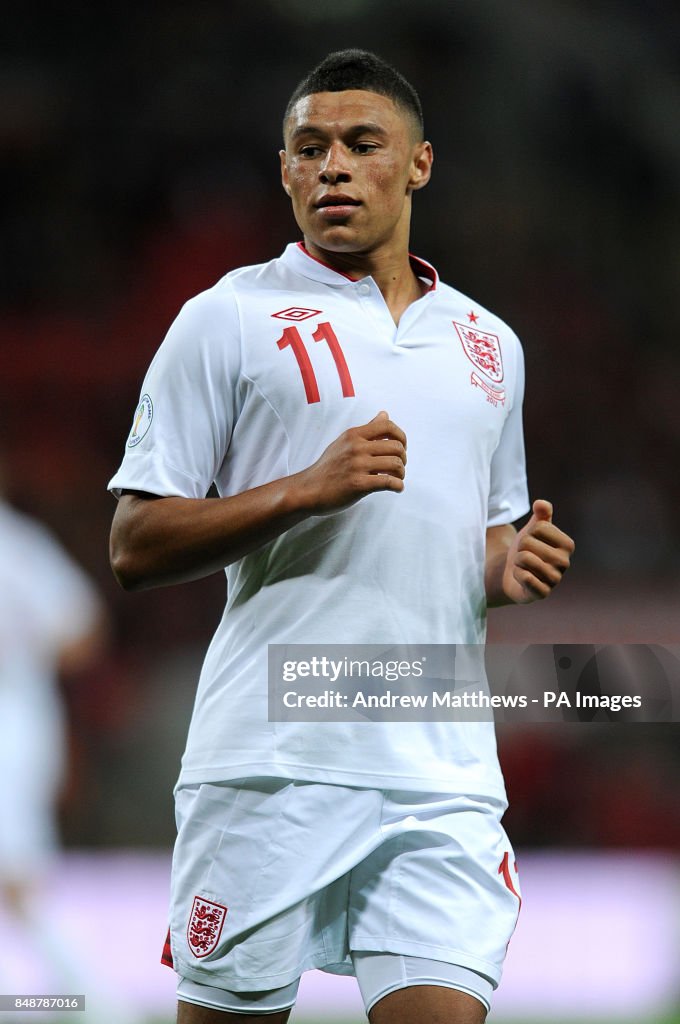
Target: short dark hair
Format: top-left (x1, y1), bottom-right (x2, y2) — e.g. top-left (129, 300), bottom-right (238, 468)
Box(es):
top-left (284, 49), bottom-right (424, 140)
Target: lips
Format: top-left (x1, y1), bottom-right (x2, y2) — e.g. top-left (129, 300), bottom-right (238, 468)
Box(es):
top-left (315, 194), bottom-right (361, 208)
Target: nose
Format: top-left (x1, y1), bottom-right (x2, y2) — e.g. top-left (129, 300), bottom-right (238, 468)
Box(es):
top-left (318, 141), bottom-right (351, 184)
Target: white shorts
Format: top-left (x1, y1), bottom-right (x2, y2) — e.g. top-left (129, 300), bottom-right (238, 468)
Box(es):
top-left (166, 779), bottom-right (520, 1001)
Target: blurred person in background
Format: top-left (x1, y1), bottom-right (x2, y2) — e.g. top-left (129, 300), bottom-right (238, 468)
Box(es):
top-left (0, 458), bottom-right (106, 1000)
top-left (109, 50), bottom-right (574, 1024)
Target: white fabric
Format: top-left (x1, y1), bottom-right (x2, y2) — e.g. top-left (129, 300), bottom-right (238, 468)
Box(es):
top-left (177, 975), bottom-right (299, 1014)
top-left (0, 501), bottom-right (99, 877)
top-left (168, 779), bottom-right (521, 992)
top-left (354, 953), bottom-right (493, 1015)
top-left (109, 242), bottom-right (529, 798)
top-left (177, 955), bottom-right (493, 1015)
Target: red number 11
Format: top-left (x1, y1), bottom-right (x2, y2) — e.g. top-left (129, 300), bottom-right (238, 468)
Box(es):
top-left (277, 322), bottom-right (355, 404)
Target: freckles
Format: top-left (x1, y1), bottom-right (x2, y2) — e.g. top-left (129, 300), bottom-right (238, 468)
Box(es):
top-left (365, 168), bottom-right (410, 211)
top-left (363, 164), bottom-right (395, 193)
top-left (287, 169), bottom-right (314, 202)
top-left (368, 155), bottom-right (408, 188)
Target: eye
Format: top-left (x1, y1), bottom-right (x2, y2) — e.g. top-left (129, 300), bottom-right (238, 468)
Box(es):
top-left (353, 142), bottom-right (378, 154)
top-left (299, 145), bottom-right (323, 158)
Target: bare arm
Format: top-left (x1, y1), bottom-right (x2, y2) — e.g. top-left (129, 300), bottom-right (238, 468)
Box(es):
top-left (485, 499), bottom-right (575, 607)
top-left (110, 411), bottom-right (407, 591)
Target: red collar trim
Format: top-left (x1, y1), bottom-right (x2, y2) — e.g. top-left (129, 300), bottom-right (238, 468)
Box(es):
top-left (296, 242), bottom-right (357, 281)
top-left (296, 242), bottom-right (438, 292)
top-left (409, 253), bottom-right (438, 292)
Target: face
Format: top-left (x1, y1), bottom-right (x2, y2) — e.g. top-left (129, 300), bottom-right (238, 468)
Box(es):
top-left (280, 90), bottom-right (432, 260)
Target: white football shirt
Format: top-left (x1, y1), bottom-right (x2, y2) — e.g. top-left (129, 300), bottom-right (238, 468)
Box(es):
top-left (109, 242), bottom-right (529, 801)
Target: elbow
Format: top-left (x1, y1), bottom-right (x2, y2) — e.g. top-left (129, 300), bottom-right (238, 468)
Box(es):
top-left (109, 493), bottom-right (158, 591)
top-left (109, 540), bottom-right (148, 592)
top-left (109, 517), bottom-right (154, 591)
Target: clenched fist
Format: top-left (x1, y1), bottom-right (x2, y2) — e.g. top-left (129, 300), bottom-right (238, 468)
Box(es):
top-left (502, 499), bottom-right (575, 604)
top-left (296, 410), bottom-right (407, 515)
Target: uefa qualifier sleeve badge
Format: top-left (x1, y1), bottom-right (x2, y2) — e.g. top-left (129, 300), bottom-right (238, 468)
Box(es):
top-left (127, 394), bottom-right (153, 448)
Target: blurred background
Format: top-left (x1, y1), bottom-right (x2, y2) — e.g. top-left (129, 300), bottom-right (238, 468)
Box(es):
top-left (1, 0), bottom-right (679, 1021)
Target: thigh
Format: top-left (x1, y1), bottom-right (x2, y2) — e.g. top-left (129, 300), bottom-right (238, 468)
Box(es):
top-left (368, 984), bottom-right (486, 1024)
top-left (353, 952), bottom-right (493, 1019)
top-left (177, 1000), bottom-right (292, 1023)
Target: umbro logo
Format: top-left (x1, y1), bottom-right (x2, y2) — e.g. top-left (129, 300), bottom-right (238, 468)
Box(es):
top-left (271, 306), bottom-right (322, 321)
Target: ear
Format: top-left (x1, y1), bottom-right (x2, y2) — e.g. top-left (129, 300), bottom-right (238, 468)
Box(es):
top-left (407, 140), bottom-right (433, 194)
top-left (280, 150), bottom-right (292, 197)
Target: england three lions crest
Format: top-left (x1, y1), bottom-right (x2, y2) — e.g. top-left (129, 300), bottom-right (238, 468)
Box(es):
top-left (453, 322), bottom-right (504, 383)
top-left (187, 896), bottom-right (227, 958)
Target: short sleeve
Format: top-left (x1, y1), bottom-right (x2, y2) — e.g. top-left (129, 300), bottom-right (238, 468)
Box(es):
top-left (108, 281), bottom-right (241, 499)
top-left (486, 335), bottom-right (530, 526)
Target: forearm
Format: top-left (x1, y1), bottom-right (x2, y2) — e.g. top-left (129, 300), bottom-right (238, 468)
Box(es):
top-left (484, 524), bottom-right (516, 607)
top-left (110, 411), bottom-right (408, 591)
top-left (110, 474), bottom-right (314, 591)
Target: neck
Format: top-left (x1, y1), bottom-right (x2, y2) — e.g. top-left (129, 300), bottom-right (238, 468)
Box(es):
top-left (302, 241), bottom-right (426, 325)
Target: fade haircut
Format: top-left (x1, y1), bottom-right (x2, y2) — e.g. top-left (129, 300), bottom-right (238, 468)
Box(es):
top-left (284, 49), bottom-right (424, 141)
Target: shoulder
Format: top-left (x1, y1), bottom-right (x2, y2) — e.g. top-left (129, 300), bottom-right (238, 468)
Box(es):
top-left (434, 279), bottom-right (524, 360)
top-left (437, 280), bottom-right (521, 336)
top-left (149, 253), bottom-right (298, 383)
top-left (176, 252), bottom-right (293, 330)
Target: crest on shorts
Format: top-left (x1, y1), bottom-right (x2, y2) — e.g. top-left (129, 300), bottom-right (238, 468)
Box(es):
top-left (187, 896), bottom-right (227, 958)
top-left (453, 322), bottom-right (504, 383)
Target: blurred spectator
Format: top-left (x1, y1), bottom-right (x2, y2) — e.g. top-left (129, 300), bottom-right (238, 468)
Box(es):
top-left (0, 462), bottom-right (106, 995)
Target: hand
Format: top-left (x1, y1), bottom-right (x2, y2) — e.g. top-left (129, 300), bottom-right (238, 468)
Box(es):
top-left (296, 410), bottom-right (407, 515)
top-left (503, 499), bottom-right (575, 604)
